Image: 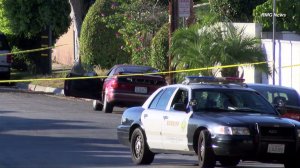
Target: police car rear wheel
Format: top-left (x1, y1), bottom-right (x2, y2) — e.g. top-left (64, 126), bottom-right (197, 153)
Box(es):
top-left (198, 130), bottom-right (215, 168)
top-left (130, 128), bottom-right (154, 165)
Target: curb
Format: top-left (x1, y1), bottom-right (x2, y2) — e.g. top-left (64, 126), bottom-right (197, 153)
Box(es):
top-left (15, 83), bottom-right (93, 102)
top-left (16, 83), bottom-right (64, 96)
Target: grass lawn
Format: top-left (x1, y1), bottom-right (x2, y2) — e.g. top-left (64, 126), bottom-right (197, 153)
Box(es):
top-left (10, 64), bottom-right (108, 89)
top-left (11, 68), bottom-right (70, 88)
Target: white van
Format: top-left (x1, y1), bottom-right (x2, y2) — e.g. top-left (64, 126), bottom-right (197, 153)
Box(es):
top-left (0, 33), bottom-right (12, 80)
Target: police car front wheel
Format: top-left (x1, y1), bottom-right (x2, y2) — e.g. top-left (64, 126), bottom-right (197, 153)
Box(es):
top-left (130, 128), bottom-right (154, 165)
top-left (198, 129), bottom-right (216, 168)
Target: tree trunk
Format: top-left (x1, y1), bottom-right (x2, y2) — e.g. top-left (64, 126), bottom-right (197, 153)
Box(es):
top-left (186, 0), bottom-right (195, 26)
top-left (69, 0), bottom-right (94, 64)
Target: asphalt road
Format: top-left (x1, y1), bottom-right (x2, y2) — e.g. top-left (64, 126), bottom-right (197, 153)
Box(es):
top-left (0, 86), bottom-right (284, 168)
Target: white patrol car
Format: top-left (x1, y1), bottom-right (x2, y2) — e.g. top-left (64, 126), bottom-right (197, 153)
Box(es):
top-left (117, 76), bottom-right (300, 168)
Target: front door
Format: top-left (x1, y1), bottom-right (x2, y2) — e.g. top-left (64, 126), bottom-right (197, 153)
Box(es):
top-left (161, 88), bottom-right (191, 151)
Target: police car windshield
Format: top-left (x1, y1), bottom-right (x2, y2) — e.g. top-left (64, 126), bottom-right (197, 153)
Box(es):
top-left (191, 89), bottom-right (276, 114)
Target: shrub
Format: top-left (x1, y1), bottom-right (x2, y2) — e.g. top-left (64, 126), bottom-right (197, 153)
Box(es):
top-left (150, 23), bottom-right (169, 71)
top-left (11, 46), bottom-right (29, 71)
top-left (80, 0), bottom-right (129, 69)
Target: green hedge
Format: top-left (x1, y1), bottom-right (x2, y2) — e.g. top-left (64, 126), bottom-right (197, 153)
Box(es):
top-left (150, 23), bottom-right (169, 71)
top-left (80, 0), bottom-right (129, 69)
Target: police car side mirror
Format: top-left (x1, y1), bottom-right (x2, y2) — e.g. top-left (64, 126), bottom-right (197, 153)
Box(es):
top-left (172, 103), bottom-right (186, 112)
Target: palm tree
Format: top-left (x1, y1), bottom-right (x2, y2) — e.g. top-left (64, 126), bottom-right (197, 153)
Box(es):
top-left (171, 23), bottom-right (222, 77)
top-left (170, 21), bottom-right (270, 79)
top-left (218, 23), bottom-right (270, 77)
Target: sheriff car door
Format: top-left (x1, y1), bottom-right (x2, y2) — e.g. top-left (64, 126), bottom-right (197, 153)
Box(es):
top-left (141, 87), bottom-right (177, 150)
top-left (161, 88), bottom-right (192, 151)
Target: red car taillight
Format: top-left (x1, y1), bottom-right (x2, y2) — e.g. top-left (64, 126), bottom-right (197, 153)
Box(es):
top-left (110, 77), bottom-right (133, 90)
top-left (7, 54), bottom-right (12, 63)
top-left (110, 78), bottom-right (119, 89)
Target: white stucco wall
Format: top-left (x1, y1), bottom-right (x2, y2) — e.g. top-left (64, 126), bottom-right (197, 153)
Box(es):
top-left (229, 23), bottom-right (300, 94)
top-left (262, 39), bottom-right (300, 93)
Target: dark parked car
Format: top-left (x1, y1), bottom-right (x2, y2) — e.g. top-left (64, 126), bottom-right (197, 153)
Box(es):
top-left (0, 33), bottom-right (12, 80)
top-left (64, 64), bottom-right (166, 113)
top-left (63, 62), bottom-right (102, 100)
top-left (117, 76), bottom-right (300, 168)
top-left (246, 83), bottom-right (300, 122)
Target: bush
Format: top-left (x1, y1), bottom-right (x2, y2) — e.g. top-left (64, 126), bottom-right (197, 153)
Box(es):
top-left (80, 0), bottom-right (129, 69)
top-left (150, 23), bottom-right (169, 71)
top-left (11, 46), bottom-right (29, 71)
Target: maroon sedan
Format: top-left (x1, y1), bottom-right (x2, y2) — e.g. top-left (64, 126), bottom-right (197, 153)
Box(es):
top-left (64, 64), bottom-right (167, 113)
top-left (97, 65), bottom-right (166, 113)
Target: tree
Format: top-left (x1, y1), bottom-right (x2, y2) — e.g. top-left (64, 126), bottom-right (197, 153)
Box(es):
top-left (209, 0), bottom-right (267, 22)
top-left (69, 0), bottom-right (95, 63)
top-left (150, 23), bottom-right (169, 71)
top-left (115, 0), bottom-right (168, 65)
top-left (171, 23), bottom-right (221, 77)
top-left (0, 0), bottom-right (71, 74)
top-left (0, 0), bottom-right (71, 39)
top-left (170, 20), bottom-right (269, 79)
top-left (218, 23), bottom-right (269, 77)
top-left (253, 0), bottom-right (300, 32)
top-left (80, 0), bottom-right (129, 69)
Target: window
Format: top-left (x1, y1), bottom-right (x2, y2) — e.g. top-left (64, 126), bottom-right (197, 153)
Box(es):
top-left (149, 87), bottom-right (176, 110)
top-left (192, 89), bottom-right (276, 114)
top-left (171, 89), bottom-right (189, 110)
top-left (252, 86), bottom-right (300, 106)
top-left (149, 89), bottom-right (164, 109)
top-left (107, 68), bottom-right (116, 77)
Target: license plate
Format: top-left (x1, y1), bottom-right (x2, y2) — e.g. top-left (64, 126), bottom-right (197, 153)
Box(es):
top-left (135, 87), bottom-right (147, 94)
top-left (267, 144), bottom-right (285, 154)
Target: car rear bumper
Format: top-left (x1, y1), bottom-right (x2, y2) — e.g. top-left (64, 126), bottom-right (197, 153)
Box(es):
top-left (108, 92), bottom-right (150, 107)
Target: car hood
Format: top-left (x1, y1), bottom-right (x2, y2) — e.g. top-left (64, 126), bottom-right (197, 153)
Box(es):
top-left (195, 112), bottom-right (297, 127)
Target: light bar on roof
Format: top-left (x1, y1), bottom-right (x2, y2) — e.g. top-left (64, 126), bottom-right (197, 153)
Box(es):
top-left (183, 76), bottom-right (245, 84)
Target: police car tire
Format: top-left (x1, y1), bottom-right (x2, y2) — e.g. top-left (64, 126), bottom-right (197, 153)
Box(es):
top-left (103, 93), bottom-right (113, 113)
top-left (130, 128), bottom-right (154, 165)
top-left (219, 157), bottom-right (240, 167)
top-left (198, 130), bottom-right (216, 168)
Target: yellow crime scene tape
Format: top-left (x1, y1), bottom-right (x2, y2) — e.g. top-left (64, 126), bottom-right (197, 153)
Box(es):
top-left (0, 61), bottom-right (270, 83)
top-left (281, 64), bottom-right (300, 69)
top-left (1, 61), bottom-right (299, 84)
top-left (0, 44), bottom-right (69, 56)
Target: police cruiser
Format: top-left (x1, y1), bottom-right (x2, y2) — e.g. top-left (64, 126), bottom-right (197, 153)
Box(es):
top-left (117, 76), bottom-right (300, 168)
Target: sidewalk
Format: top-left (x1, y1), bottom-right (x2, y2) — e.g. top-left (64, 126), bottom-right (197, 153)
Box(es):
top-left (16, 83), bottom-right (65, 95)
